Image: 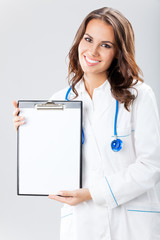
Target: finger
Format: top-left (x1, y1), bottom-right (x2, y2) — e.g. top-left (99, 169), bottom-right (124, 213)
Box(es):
top-left (57, 190), bottom-right (77, 197)
top-left (12, 100), bottom-right (18, 109)
top-left (14, 121), bottom-right (25, 130)
top-left (49, 195), bottom-right (79, 206)
top-left (13, 107), bottom-right (20, 117)
top-left (13, 117), bottom-right (25, 131)
top-left (13, 116), bottom-right (25, 123)
top-left (14, 122), bottom-right (20, 131)
top-left (12, 101), bottom-right (20, 117)
top-left (48, 195), bottom-right (72, 204)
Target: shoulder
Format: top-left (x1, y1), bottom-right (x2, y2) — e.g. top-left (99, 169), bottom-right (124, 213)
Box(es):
top-left (131, 81), bottom-right (159, 118)
top-left (131, 80), bottom-right (152, 95)
top-left (49, 80), bottom-right (82, 101)
top-left (131, 80), bottom-right (156, 105)
top-left (49, 86), bottom-right (70, 100)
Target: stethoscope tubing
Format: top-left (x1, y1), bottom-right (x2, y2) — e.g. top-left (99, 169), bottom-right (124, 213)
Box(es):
top-left (65, 86), bottom-right (85, 144)
top-left (65, 86), bottom-right (122, 151)
top-left (114, 99), bottom-right (119, 137)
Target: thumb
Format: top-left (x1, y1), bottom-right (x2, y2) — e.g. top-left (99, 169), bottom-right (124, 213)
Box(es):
top-left (12, 100), bottom-right (18, 109)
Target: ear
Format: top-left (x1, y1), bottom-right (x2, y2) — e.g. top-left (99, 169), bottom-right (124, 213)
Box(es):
top-left (115, 51), bottom-right (119, 59)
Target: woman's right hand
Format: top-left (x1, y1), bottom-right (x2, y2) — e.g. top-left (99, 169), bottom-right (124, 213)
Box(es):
top-left (12, 100), bottom-right (25, 131)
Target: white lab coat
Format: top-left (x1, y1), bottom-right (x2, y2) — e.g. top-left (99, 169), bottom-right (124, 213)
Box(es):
top-left (50, 79), bottom-right (160, 240)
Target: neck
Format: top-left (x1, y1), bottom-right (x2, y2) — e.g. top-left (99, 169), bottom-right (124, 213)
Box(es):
top-left (83, 73), bottom-right (107, 99)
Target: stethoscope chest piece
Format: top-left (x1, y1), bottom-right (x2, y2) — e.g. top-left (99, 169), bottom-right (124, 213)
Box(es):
top-left (111, 138), bottom-right (123, 152)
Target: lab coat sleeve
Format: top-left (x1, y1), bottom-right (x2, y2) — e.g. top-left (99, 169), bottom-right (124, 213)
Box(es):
top-left (89, 87), bottom-right (160, 208)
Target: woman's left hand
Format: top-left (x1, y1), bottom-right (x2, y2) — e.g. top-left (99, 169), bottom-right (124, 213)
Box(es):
top-left (48, 188), bottom-right (92, 206)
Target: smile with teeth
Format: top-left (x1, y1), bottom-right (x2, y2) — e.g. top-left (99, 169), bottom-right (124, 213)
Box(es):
top-left (84, 55), bottom-right (101, 66)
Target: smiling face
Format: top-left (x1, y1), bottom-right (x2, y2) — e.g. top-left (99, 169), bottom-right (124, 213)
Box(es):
top-left (78, 18), bottom-right (117, 79)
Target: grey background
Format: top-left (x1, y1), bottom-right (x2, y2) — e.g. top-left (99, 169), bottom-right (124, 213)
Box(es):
top-left (0, 0), bottom-right (160, 239)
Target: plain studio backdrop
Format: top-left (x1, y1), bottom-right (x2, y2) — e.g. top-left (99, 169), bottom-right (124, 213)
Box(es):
top-left (0, 0), bottom-right (160, 239)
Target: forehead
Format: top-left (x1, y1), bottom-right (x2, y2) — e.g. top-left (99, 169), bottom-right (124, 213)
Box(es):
top-left (85, 18), bottom-right (115, 42)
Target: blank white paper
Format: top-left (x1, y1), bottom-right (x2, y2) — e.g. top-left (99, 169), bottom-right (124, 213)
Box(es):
top-left (18, 103), bottom-right (81, 195)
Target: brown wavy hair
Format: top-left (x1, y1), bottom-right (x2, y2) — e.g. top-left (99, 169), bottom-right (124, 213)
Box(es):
top-left (67, 7), bottom-right (143, 111)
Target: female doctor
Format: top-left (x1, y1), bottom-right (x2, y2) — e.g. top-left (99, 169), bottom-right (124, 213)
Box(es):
top-left (13, 7), bottom-right (160, 240)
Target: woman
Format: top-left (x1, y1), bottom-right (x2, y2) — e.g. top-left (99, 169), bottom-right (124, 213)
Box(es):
top-left (13, 7), bottom-right (160, 240)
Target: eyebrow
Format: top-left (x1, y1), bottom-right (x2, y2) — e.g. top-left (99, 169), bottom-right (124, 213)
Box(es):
top-left (84, 33), bottom-right (115, 46)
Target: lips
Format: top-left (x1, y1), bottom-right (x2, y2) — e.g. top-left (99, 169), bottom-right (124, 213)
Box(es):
top-left (84, 55), bottom-right (101, 66)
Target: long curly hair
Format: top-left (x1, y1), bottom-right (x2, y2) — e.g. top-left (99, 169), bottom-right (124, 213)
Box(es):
top-left (67, 7), bottom-right (143, 111)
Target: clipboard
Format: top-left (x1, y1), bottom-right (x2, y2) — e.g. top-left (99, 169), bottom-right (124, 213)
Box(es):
top-left (17, 100), bottom-right (82, 196)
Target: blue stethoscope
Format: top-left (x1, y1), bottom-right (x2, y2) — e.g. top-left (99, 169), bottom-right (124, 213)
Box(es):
top-left (65, 87), bottom-right (122, 152)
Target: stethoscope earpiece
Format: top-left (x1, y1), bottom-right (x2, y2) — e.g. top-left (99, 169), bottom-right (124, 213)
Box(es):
top-left (111, 138), bottom-right (123, 152)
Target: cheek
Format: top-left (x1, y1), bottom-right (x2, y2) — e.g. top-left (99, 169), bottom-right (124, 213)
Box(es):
top-left (78, 44), bottom-right (82, 64)
top-left (103, 51), bottom-right (116, 65)
top-left (78, 40), bottom-right (88, 63)
top-left (78, 39), bottom-right (88, 55)
top-left (78, 43), bottom-right (81, 57)
top-left (78, 42), bottom-right (83, 60)
top-left (78, 42), bottom-right (85, 68)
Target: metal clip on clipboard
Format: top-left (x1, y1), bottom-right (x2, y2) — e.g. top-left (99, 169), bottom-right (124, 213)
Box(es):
top-left (35, 100), bottom-right (65, 110)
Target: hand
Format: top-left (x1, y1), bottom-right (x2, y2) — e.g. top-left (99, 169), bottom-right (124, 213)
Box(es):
top-left (48, 188), bottom-right (92, 206)
top-left (12, 100), bottom-right (25, 131)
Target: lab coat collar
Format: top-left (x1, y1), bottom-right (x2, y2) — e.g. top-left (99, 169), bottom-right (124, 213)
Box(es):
top-left (75, 78), bottom-right (114, 125)
top-left (77, 78), bottom-right (110, 95)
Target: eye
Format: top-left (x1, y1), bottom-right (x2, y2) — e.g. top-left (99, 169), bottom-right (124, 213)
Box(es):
top-left (101, 43), bottom-right (111, 48)
top-left (84, 37), bottom-right (92, 43)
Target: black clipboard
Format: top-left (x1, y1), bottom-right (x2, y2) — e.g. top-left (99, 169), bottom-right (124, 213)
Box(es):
top-left (17, 100), bottom-right (82, 196)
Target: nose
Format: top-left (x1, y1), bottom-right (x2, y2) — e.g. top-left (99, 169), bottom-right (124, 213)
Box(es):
top-left (89, 44), bottom-right (99, 57)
